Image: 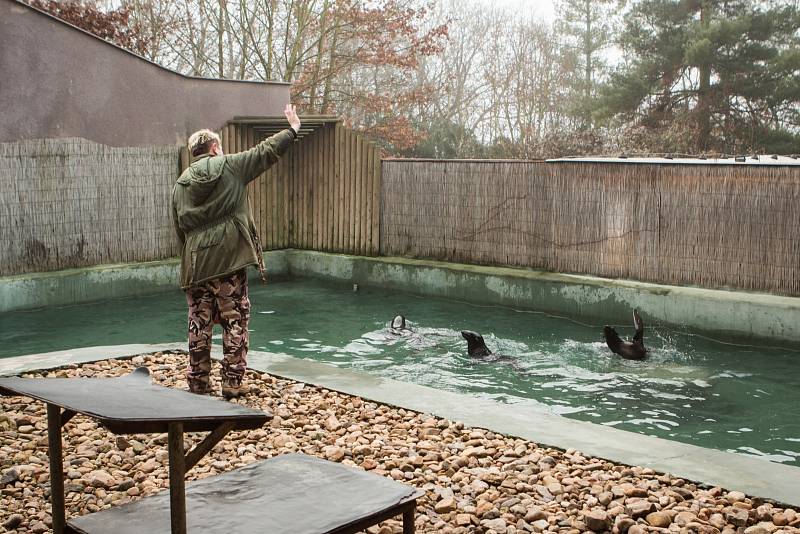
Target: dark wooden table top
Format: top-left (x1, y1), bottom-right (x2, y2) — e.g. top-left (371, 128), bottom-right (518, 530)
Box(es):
top-left (67, 453), bottom-right (424, 534)
top-left (0, 367), bottom-right (271, 433)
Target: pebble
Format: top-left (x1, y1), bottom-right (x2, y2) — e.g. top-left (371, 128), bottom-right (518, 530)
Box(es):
top-left (0, 352), bottom-right (794, 534)
top-left (140, 459), bottom-right (157, 473)
top-left (86, 470), bottom-right (116, 489)
top-left (728, 490), bottom-right (747, 502)
top-left (584, 510), bottom-right (610, 531)
top-left (646, 511), bottom-right (672, 527)
top-left (0, 468), bottom-right (20, 486)
top-left (729, 508), bottom-right (751, 527)
top-left (2, 514), bottom-right (24, 530)
top-left (435, 497), bottom-right (457, 513)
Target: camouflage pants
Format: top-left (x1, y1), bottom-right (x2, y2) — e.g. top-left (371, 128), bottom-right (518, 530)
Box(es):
top-left (185, 270), bottom-right (250, 383)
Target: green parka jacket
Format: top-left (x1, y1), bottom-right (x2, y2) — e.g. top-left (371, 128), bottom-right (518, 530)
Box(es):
top-left (172, 129), bottom-right (294, 289)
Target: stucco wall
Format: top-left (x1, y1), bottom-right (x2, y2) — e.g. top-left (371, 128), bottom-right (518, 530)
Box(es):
top-left (0, 0), bottom-right (290, 146)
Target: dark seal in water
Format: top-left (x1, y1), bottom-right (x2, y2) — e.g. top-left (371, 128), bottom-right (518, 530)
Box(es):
top-left (604, 309), bottom-right (647, 360)
top-left (460, 330), bottom-right (525, 371)
top-left (461, 330), bottom-right (492, 358)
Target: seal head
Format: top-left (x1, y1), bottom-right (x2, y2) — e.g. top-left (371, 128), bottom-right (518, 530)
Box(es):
top-left (391, 315), bottom-right (407, 331)
top-left (461, 330), bottom-right (492, 358)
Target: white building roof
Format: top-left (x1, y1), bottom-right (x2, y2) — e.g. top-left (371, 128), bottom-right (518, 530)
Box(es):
top-left (546, 155), bottom-right (800, 166)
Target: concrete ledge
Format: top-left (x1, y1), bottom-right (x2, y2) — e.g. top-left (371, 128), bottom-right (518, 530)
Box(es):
top-left (2, 344), bottom-right (798, 507)
top-left (4, 249), bottom-right (800, 343)
top-left (287, 251), bottom-right (800, 343)
top-left (0, 251), bottom-right (290, 313)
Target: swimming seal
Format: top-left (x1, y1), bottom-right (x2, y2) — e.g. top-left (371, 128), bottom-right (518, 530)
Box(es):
top-left (390, 315), bottom-right (408, 332)
top-left (604, 309), bottom-right (647, 360)
top-left (460, 330), bottom-right (524, 370)
top-left (461, 330), bottom-right (492, 357)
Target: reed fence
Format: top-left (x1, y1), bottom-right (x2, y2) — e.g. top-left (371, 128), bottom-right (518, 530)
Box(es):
top-left (0, 138), bottom-right (179, 276)
top-left (5, 137), bottom-right (798, 297)
top-left (381, 159), bottom-right (800, 296)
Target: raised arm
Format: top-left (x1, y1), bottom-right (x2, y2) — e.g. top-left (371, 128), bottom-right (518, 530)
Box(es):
top-left (226, 104), bottom-right (302, 183)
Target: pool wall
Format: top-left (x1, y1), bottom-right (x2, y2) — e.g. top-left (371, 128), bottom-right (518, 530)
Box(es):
top-left (288, 251), bottom-right (800, 344)
top-left (0, 253), bottom-right (289, 312)
top-left (3, 249), bottom-right (800, 343)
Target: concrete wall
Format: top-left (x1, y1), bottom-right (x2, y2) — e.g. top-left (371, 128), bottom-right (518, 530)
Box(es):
top-left (0, 0), bottom-right (290, 146)
top-left (4, 250), bottom-right (800, 344)
top-left (288, 251), bottom-right (800, 345)
top-left (0, 251), bottom-right (290, 312)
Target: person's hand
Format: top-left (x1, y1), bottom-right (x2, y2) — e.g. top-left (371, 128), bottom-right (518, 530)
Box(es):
top-left (284, 104), bottom-right (301, 132)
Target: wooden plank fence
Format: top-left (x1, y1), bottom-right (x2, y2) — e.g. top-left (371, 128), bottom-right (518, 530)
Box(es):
top-left (220, 120), bottom-right (380, 256)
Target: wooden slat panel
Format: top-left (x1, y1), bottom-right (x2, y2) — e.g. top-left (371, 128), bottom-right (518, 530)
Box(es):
top-left (335, 124), bottom-right (344, 252)
top-left (323, 125), bottom-right (332, 251)
top-left (342, 128), bottom-right (351, 253)
top-left (362, 139), bottom-right (372, 255)
top-left (349, 130), bottom-right (357, 254)
top-left (359, 135), bottom-right (368, 255)
top-left (269, 129), bottom-right (278, 249)
top-left (303, 129), bottom-right (312, 250)
top-left (309, 129), bottom-right (317, 250)
top-left (371, 147), bottom-right (381, 255)
top-left (314, 128), bottom-right (323, 251)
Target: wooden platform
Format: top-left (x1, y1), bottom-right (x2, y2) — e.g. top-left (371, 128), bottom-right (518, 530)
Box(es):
top-left (66, 454), bottom-right (423, 534)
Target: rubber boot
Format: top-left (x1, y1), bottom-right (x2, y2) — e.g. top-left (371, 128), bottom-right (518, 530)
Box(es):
top-left (221, 374), bottom-right (244, 399)
top-left (187, 374), bottom-right (212, 395)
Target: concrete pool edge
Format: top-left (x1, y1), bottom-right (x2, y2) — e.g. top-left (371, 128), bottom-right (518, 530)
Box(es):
top-left (2, 344), bottom-right (799, 507)
top-left (287, 251), bottom-right (800, 344)
top-left (4, 249), bottom-right (800, 342)
top-left (0, 252), bottom-right (290, 313)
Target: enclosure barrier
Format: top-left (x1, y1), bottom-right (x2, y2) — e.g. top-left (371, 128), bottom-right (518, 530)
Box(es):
top-left (219, 118), bottom-right (381, 256)
top-left (0, 138), bottom-right (179, 276)
top-left (3, 138), bottom-right (800, 297)
top-left (381, 159), bottom-right (800, 297)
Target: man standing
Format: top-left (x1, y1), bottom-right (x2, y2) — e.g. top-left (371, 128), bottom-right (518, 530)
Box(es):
top-left (172, 104), bottom-right (301, 399)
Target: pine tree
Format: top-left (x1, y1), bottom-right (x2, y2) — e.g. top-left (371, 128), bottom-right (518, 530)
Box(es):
top-left (556, 0), bottom-right (621, 129)
top-left (598, 0), bottom-right (800, 154)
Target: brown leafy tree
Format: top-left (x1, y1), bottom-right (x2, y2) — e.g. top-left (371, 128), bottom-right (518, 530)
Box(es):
top-left (27, 0), bottom-right (152, 56)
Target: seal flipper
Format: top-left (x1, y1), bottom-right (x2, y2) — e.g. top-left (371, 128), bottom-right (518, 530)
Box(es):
top-left (632, 309), bottom-right (644, 343)
top-left (603, 326), bottom-right (623, 355)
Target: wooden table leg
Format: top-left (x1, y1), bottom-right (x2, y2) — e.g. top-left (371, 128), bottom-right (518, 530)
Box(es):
top-left (402, 503), bottom-right (415, 534)
top-left (47, 403), bottom-right (66, 534)
top-left (168, 422), bottom-right (186, 534)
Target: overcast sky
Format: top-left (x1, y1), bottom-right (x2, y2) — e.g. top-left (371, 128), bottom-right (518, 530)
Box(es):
top-left (466, 0), bottom-right (558, 22)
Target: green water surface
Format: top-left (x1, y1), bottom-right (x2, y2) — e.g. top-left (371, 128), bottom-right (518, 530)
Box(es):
top-left (1, 278), bottom-right (798, 465)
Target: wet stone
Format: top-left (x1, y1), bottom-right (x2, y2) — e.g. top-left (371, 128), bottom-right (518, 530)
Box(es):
top-left (2, 514), bottom-right (24, 530)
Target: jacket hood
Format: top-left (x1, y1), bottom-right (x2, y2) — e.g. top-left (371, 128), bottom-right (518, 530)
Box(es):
top-left (176, 155), bottom-right (224, 204)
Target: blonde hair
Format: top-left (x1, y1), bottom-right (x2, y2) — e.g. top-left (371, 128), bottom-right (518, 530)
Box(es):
top-left (188, 129), bottom-right (221, 156)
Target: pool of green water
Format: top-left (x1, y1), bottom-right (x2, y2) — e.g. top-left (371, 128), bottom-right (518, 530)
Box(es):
top-left (1, 278), bottom-right (798, 465)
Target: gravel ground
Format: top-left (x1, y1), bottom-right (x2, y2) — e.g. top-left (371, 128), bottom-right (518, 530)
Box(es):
top-left (1, 351), bottom-right (798, 534)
